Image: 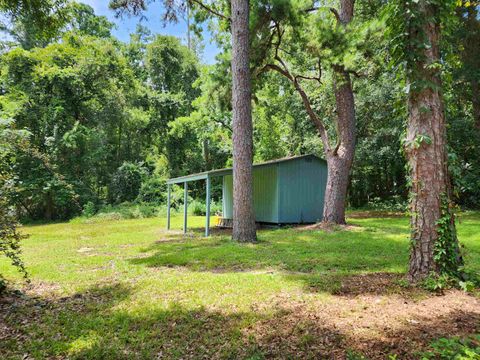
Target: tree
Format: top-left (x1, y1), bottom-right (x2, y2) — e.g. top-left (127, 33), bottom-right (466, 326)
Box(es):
top-left (455, 1), bottom-right (480, 130)
top-left (256, 0), bottom-right (375, 224)
top-left (0, 34), bottom-right (148, 218)
top-left (231, 0), bottom-right (256, 242)
top-left (111, 0), bottom-right (257, 241)
top-left (0, 0), bottom-right (69, 49)
top-left (389, 0), bottom-right (462, 281)
top-left (323, 0), bottom-right (356, 224)
top-left (109, 162), bottom-right (145, 204)
top-left (0, 119), bottom-right (29, 292)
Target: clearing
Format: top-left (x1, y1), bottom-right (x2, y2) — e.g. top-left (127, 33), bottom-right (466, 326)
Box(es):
top-left (1, 212), bottom-right (479, 359)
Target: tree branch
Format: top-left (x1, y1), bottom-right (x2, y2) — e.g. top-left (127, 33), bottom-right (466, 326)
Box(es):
top-left (260, 63), bottom-right (331, 152)
top-left (329, 7), bottom-right (341, 23)
top-left (295, 74), bottom-right (321, 84)
top-left (257, 20), bottom-right (332, 152)
top-left (189, 0), bottom-right (230, 21)
top-left (292, 77), bottom-right (331, 152)
top-left (304, 5), bottom-right (341, 24)
top-left (212, 117), bottom-right (232, 133)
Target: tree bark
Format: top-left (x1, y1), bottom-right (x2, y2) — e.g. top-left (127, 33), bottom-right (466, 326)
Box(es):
top-left (261, 0), bottom-right (356, 225)
top-left (322, 0), bottom-right (356, 225)
top-left (458, 4), bottom-right (480, 130)
top-left (231, 0), bottom-right (256, 242)
top-left (406, 1), bottom-right (461, 281)
top-left (459, 4), bottom-right (480, 130)
top-left (472, 79), bottom-right (480, 130)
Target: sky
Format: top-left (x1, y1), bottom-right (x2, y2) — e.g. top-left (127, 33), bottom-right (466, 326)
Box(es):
top-left (81, 0), bottom-right (220, 64)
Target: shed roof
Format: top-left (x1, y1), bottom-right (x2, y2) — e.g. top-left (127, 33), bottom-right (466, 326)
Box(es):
top-left (166, 154), bottom-right (325, 184)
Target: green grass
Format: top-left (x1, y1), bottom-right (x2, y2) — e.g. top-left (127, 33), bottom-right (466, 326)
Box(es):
top-left (1, 212), bottom-right (479, 359)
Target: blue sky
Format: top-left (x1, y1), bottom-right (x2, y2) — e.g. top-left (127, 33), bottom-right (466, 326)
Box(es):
top-left (81, 0), bottom-right (220, 64)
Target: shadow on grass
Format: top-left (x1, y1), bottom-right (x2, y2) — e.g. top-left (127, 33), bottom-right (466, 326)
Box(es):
top-left (1, 283), bottom-right (478, 359)
top-left (131, 225), bottom-right (410, 295)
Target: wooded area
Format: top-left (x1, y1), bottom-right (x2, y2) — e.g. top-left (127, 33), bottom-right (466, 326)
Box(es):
top-left (0, 0), bottom-right (479, 358)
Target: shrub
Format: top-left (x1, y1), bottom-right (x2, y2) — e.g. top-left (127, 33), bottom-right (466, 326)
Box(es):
top-left (138, 177), bottom-right (166, 204)
top-left (189, 199), bottom-right (206, 215)
top-left (366, 196), bottom-right (408, 212)
top-left (421, 271), bottom-right (479, 293)
top-left (421, 335), bottom-right (480, 359)
top-left (109, 162), bottom-right (144, 204)
top-left (0, 199), bottom-right (28, 293)
top-left (188, 199), bottom-right (222, 216)
top-left (169, 184), bottom-right (187, 209)
top-left (82, 201), bottom-right (97, 218)
top-left (83, 202), bottom-right (161, 222)
top-left (87, 212), bottom-right (123, 222)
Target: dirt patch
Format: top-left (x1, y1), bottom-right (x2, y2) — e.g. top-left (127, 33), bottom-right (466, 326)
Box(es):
top-left (24, 281), bottom-right (62, 297)
top-left (334, 272), bottom-right (413, 297)
top-left (77, 247), bottom-right (95, 253)
top-left (244, 289), bottom-right (480, 359)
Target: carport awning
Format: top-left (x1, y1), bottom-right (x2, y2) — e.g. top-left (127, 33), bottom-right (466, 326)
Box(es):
top-left (165, 154), bottom-right (325, 236)
top-left (166, 154), bottom-right (324, 184)
top-left (166, 168), bottom-right (232, 184)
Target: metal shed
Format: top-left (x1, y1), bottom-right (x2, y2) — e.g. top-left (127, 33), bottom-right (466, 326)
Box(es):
top-left (166, 154), bottom-right (328, 236)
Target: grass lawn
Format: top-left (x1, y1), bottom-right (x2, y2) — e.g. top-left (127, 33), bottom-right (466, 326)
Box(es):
top-left (1, 212), bottom-right (479, 359)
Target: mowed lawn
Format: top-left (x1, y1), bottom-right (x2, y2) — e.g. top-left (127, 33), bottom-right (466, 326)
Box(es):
top-left (1, 212), bottom-right (479, 359)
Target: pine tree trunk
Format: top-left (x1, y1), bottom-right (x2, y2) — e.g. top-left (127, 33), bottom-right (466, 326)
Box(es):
top-left (322, 0), bottom-right (356, 225)
top-left (323, 152), bottom-right (351, 224)
top-left (472, 79), bottom-right (480, 130)
top-left (461, 5), bottom-right (480, 130)
top-left (231, 0), bottom-right (256, 242)
top-left (406, 1), bottom-right (460, 281)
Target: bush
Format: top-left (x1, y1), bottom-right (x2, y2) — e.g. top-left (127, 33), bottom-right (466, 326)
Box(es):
top-left (138, 177), bottom-right (166, 204)
top-left (87, 212), bottom-right (123, 222)
top-left (82, 202), bottom-right (162, 222)
top-left (0, 199), bottom-right (28, 294)
top-left (188, 199), bottom-right (222, 216)
top-left (421, 335), bottom-right (480, 359)
top-left (365, 196), bottom-right (407, 212)
top-left (109, 162), bottom-right (144, 204)
top-left (189, 199), bottom-right (206, 215)
top-left (82, 201), bottom-right (97, 218)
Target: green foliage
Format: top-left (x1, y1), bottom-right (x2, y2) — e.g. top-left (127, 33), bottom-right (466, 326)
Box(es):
top-left (109, 162), bottom-right (145, 204)
top-left (188, 199), bottom-right (206, 216)
top-left (421, 335), bottom-right (480, 359)
top-left (0, 0), bottom-right (70, 49)
top-left (88, 202), bottom-right (162, 221)
top-left (364, 196), bottom-right (408, 212)
top-left (82, 201), bottom-right (97, 218)
top-left (0, 118), bottom-right (28, 292)
top-left (0, 34), bottom-right (144, 218)
top-left (421, 272), bottom-right (459, 292)
top-left (0, 28), bottom-right (206, 220)
top-left (1, 0), bottom-right (480, 224)
top-left (434, 195), bottom-right (462, 276)
top-left (188, 199), bottom-right (222, 216)
top-left (385, 0), bottom-right (457, 93)
top-left (66, 2), bottom-right (113, 38)
top-left (138, 176), bottom-right (166, 204)
top-left (0, 199), bottom-right (28, 293)
top-left (421, 269), bottom-right (478, 293)
top-left (350, 69), bottom-right (407, 207)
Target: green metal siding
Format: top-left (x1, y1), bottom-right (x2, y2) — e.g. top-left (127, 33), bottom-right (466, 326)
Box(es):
top-left (253, 165), bottom-right (279, 222)
top-left (222, 165), bottom-right (279, 222)
top-left (222, 156), bottom-right (327, 224)
top-left (277, 157), bottom-right (327, 223)
top-left (223, 175), bottom-right (233, 219)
